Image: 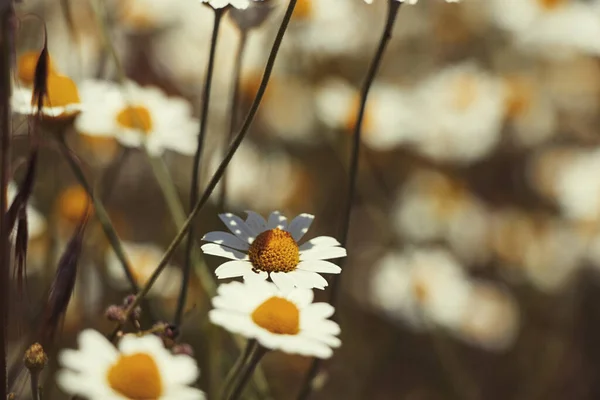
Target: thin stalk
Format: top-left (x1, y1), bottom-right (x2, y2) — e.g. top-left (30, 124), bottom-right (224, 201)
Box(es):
top-left (218, 29), bottom-right (248, 210)
top-left (29, 371), bottom-right (40, 400)
top-left (120, 0), bottom-right (298, 328)
top-left (221, 340), bottom-right (257, 400)
top-left (227, 345), bottom-right (267, 400)
top-left (0, 4), bottom-right (11, 398)
top-left (53, 134), bottom-right (139, 292)
top-left (177, 7), bottom-right (225, 328)
top-left (296, 2), bottom-right (402, 399)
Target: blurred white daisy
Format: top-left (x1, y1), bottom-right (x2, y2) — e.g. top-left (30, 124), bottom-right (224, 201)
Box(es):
top-left (110, 0), bottom-right (186, 32)
top-left (106, 241), bottom-right (182, 298)
top-left (57, 329), bottom-right (205, 399)
top-left (75, 80), bottom-right (198, 156)
top-left (408, 62), bottom-right (505, 163)
top-left (393, 170), bottom-right (491, 264)
top-left (12, 73), bottom-right (83, 120)
top-left (369, 248), bottom-right (472, 330)
top-left (456, 281), bottom-right (519, 351)
top-left (315, 78), bottom-right (418, 150)
top-left (209, 278), bottom-right (341, 358)
top-left (201, 211), bottom-right (346, 293)
top-left (488, 0), bottom-right (600, 58)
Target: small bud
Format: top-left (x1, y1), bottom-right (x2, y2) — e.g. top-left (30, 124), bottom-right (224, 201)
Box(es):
top-left (229, 0), bottom-right (276, 31)
top-left (24, 343), bottom-right (48, 373)
top-left (123, 294), bottom-right (142, 320)
top-left (164, 324), bottom-right (179, 340)
top-left (172, 343), bottom-right (194, 357)
top-left (104, 305), bottom-right (127, 323)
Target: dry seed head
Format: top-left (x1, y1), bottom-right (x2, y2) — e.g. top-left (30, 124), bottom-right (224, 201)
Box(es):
top-left (24, 343), bottom-right (48, 373)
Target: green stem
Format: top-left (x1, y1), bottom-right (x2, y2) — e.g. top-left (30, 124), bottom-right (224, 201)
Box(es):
top-left (221, 340), bottom-right (257, 400)
top-left (227, 345), bottom-right (267, 400)
top-left (297, 2), bottom-right (402, 399)
top-left (53, 134), bottom-right (139, 292)
top-left (178, 7), bottom-right (225, 328)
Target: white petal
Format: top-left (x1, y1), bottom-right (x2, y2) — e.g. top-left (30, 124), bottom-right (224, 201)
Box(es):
top-left (215, 260), bottom-right (252, 279)
top-left (296, 260), bottom-right (341, 274)
top-left (299, 236), bottom-right (342, 251)
top-left (304, 303), bottom-right (335, 319)
top-left (270, 271), bottom-right (296, 294)
top-left (219, 213), bottom-right (256, 244)
top-left (301, 331), bottom-right (341, 348)
top-left (201, 243), bottom-right (249, 260)
top-left (245, 211), bottom-right (267, 235)
top-left (165, 387), bottom-right (206, 400)
top-left (288, 270), bottom-right (328, 290)
top-left (287, 287), bottom-right (314, 307)
top-left (300, 246), bottom-right (347, 261)
top-left (202, 231), bottom-right (249, 251)
top-left (288, 213), bottom-right (315, 242)
top-left (267, 211), bottom-right (288, 230)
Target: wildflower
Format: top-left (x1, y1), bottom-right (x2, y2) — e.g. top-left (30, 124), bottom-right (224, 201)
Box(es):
top-left (106, 242), bottom-right (182, 298)
top-left (74, 80), bottom-right (199, 156)
top-left (209, 278), bottom-right (341, 358)
top-left (57, 329), bottom-right (205, 399)
top-left (369, 248), bottom-right (472, 330)
top-left (202, 211), bottom-right (346, 292)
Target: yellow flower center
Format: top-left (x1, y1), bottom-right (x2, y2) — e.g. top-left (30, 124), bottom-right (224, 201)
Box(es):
top-left (33, 73), bottom-right (80, 110)
top-left (292, 0), bottom-right (313, 20)
top-left (107, 352), bottom-right (163, 399)
top-left (537, 0), bottom-right (565, 9)
top-left (17, 51), bottom-right (55, 86)
top-left (251, 297), bottom-right (300, 335)
top-left (248, 229), bottom-right (300, 273)
top-left (116, 106), bottom-right (153, 133)
top-left (57, 185), bottom-right (92, 224)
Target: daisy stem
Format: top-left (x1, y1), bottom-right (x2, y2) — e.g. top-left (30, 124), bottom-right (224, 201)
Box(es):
top-left (297, 2), bottom-right (402, 400)
top-left (53, 133), bottom-right (139, 293)
top-left (221, 339), bottom-right (257, 400)
top-left (218, 29), bottom-right (248, 211)
top-left (177, 6), bottom-right (225, 328)
top-left (227, 344), bottom-right (267, 400)
top-left (0, 4), bottom-right (12, 399)
top-left (29, 371), bottom-right (40, 400)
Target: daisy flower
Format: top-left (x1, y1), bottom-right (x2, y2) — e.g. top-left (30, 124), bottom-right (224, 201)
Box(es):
top-left (74, 80), bottom-right (198, 156)
top-left (201, 211), bottom-right (346, 293)
top-left (57, 329), bottom-right (205, 399)
top-left (209, 278), bottom-right (341, 358)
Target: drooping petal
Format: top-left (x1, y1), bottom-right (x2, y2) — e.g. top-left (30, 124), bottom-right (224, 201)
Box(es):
top-left (270, 271), bottom-right (296, 294)
top-left (215, 260), bottom-right (252, 279)
top-left (296, 260), bottom-right (342, 274)
top-left (300, 246), bottom-right (347, 261)
top-left (299, 236), bottom-right (342, 251)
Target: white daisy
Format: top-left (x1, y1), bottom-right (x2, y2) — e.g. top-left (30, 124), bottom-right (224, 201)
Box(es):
top-left (369, 248), bottom-right (472, 330)
top-left (57, 329), bottom-right (205, 399)
top-left (106, 241), bottom-right (182, 298)
top-left (200, 0), bottom-right (249, 9)
top-left (209, 278), bottom-right (341, 358)
top-left (201, 211), bottom-right (346, 293)
top-left (74, 80), bottom-right (199, 156)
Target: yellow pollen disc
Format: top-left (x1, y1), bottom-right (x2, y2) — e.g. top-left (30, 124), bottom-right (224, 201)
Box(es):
top-left (292, 0), bottom-right (313, 20)
top-left (17, 51), bottom-right (55, 86)
top-left (107, 352), bottom-right (163, 399)
top-left (251, 296), bottom-right (300, 335)
top-left (537, 0), bottom-right (565, 10)
top-left (57, 186), bottom-right (92, 224)
top-left (33, 73), bottom-right (80, 110)
top-left (248, 229), bottom-right (300, 273)
top-left (116, 106), bottom-right (153, 133)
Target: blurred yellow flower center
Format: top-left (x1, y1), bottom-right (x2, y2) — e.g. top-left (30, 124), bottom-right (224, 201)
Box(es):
top-left (248, 229), bottom-right (300, 273)
top-left (293, 0), bottom-right (313, 20)
top-left (116, 106), bottom-right (153, 133)
top-left (17, 51), bottom-right (55, 86)
top-left (57, 186), bottom-right (91, 224)
top-left (32, 74), bottom-right (80, 109)
top-left (537, 0), bottom-right (565, 9)
top-left (251, 297), bottom-right (300, 335)
top-left (107, 352), bottom-right (163, 399)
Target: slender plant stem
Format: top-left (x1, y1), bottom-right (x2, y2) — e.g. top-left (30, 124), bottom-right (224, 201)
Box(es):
top-left (218, 29), bottom-right (248, 210)
top-left (296, 2), bottom-right (402, 400)
top-left (227, 345), bottom-right (267, 400)
top-left (177, 7), bottom-right (225, 327)
top-left (29, 371), bottom-right (39, 400)
top-left (120, 0), bottom-right (297, 324)
top-left (53, 134), bottom-right (139, 292)
top-left (0, 4), bottom-right (11, 398)
top-left (221, 339), bottom-right (257, 400)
